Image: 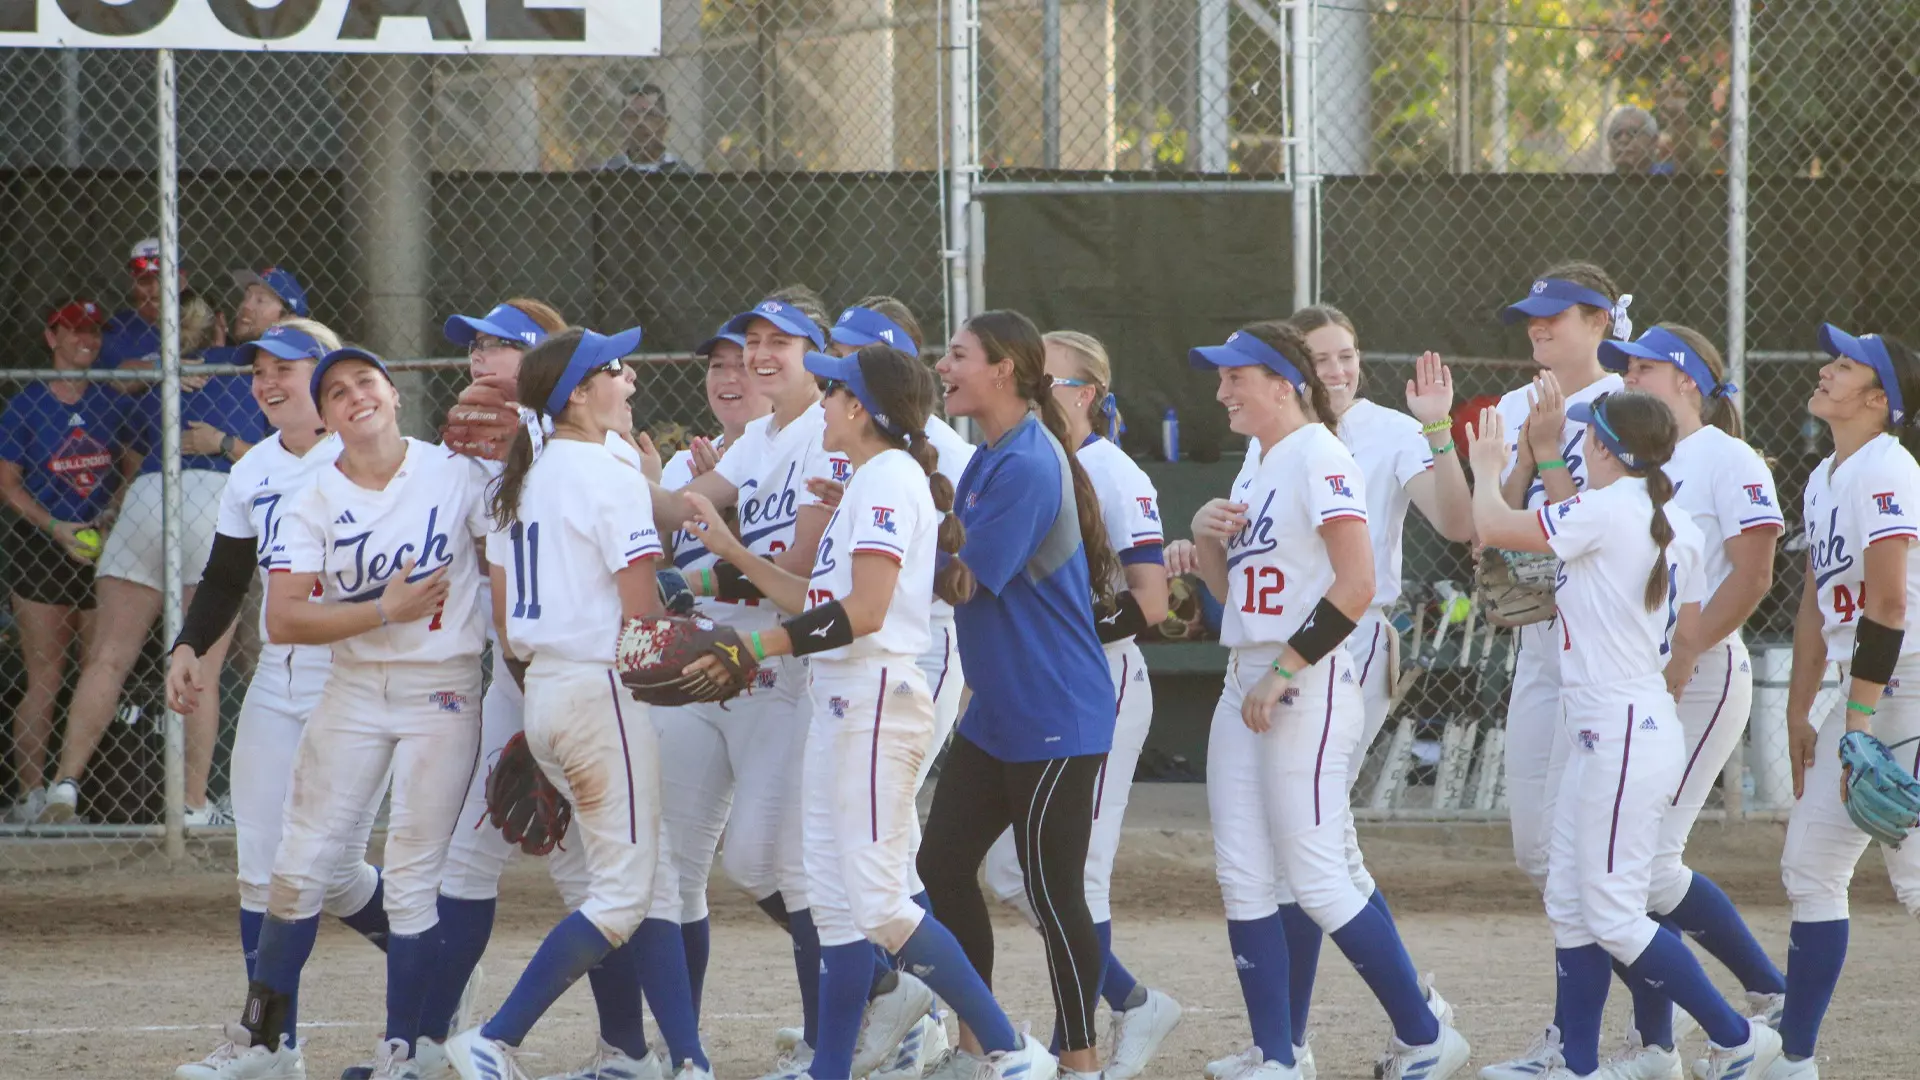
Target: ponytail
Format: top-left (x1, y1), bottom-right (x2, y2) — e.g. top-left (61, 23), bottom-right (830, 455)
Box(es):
top-left (908, 431), bottom-right (974, 604)
top-left (489, 429), bottom-right (535, 529)
top-left (486, 330), bottom-right (583, 529)
top-left (1643, 465), bottom-right (1675, 613)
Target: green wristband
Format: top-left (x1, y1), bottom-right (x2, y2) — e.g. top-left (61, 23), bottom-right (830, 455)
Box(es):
top-left (1270, 662), bottom-right (1295, 680)
top-left (749, 630), bottom-right (767, 661)
top-left (1431, 440), bottom-right (1456, 455)
top-left (1537, 458), bottom-right (1568, 471)
top-left (698, 568), bottom-right (714, 595)
top-left (1847, 700), bottom-right (1876, 717)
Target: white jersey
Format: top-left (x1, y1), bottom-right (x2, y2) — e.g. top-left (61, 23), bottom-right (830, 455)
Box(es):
top-left (1665, 425), bottom-right (1785, 602)
top-left (1497, 373), bottom-right (1626, 508)
top-left (807, 448), bottom-right (936, 661)
top-left (1334, 399), bottom-right (1435, 609)
top-left (1077, 437), bottom-right (1163, 640)
top-left (714, 403), bottom-right (849, 561)
top-left (271, 437), bottom-right (491, 665)
top-left (486, 439), bottom-right (665, 666)
top-left (218, 431), bottom-right (344, 643)
top-left (925, 416), bottom-right (975, 623)
top-left (1221, 423), bottom-right (1369, 648)
top-left (661, 439), bottom-right (725, 577)
top-left (1538, 478), bottom-right (1707, 687)
top-left (1802, 434), bottom-right (1920, 662)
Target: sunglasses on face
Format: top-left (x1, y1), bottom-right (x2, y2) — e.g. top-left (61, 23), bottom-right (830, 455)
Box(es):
top-left (468, 336), bottom-right (527, 357)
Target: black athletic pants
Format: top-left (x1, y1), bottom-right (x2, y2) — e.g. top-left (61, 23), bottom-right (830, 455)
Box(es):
top-left (918, 731), bottom-right (1107, 1052)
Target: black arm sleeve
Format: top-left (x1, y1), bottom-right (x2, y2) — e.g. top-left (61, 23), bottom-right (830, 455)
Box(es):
top-left (1092, 591), bottom-right (1150, 644)
top-left (713, 562), bottom-right (767, 602)
top-left (173, 533), bottom-right (257, 657)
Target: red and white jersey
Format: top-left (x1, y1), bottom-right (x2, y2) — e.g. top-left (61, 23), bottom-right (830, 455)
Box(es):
top-left (1221, 423), bottom-right (1369, 648)
top-left (1665, 425), bottom-right (1785, 601)
top-left (271, 437), bottom-right (491, 665)
top-left (1077, 434), bottom-right (1162, 599)
top-left (486, 439), bottom-right (664, 666)
top-left (219, 431), bottom-right (343, 643)
top-left (1496, 373), bottom-right (1625, 508)
top-left (1335, 398), bottom-right (1436, 609)
top-left (1538, 478), bottom-right (1706, 687)
top-left (1801, 434), bottom-right (1920, 661)
top-left (713, 403), bottom-right (850, 561)
top-left (806, 448), bottom-right (936, 661)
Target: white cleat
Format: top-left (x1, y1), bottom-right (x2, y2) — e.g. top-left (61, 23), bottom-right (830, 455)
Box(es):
top-left (984, 1033), bottom-right (1057, 1080)
top-left (1744, 994), bottom-right (1785, 1031)
top-left (872, 1014), bottom-right (946, 1080)
top-left (922, 1049), bottom-right (983, 1080)
top-left (1423, 974), bottom-right (1458, 1029)
top-left (674, 1061), bottom-right (716, 1080)
top-left (757, 1042), bottom-right (814, 1080)
top-left (1481, 1025), bottom-right (1566, 1080)
top-left (38, 778), bottom-right (77, 824)
top-left (1241, 1064), bottom-right (1303, 1080)
top-left (1597, 1031), bottom-right (1682, 1080)
top-left (1759, 1056), bottom-right (1817, 1079)
top-left (1694, 1022), bottom-right (1781, 1080)
top-left (414, 1038), bottom-right (456, 1080)
top-left (446, 1027), bottom-right (532, 1080)
top-left (853, 973), bottom-right (938, 1077)
top-left (370, 1038), bottom-right (418, 1080)
top-left (1379, 1024), bottom-right (1471, 1080)
top-left (1205, 1047), bottom-right (1266, 1080)
top-left (534, 1040), bottom-right (666, 1080)
top-left (1296, 1040), bottom-right (1316, 1080)
top-left (1101, 987), bottom-right (1183, 1080)
top-left (174, 1025), bottom-right (306, 1080)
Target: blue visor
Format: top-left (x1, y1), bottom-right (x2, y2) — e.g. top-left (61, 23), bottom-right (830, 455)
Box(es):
top-left (694, 327), bottom-right (747, 357)
top-left (245, 324), bottom-right (327, 365)
top-left (1500, 277), bottom-right (1616, 325)
top-left (1188, 331), bottom-right (1306, 391)
top-left (804, 350), bottom-right (904, 437)
top-left (1566, 394), bottom-right (1642, 470)
top-left (310, 347), bottom-right (392, 403)
top-left (547, 326), bottom-right (643, 417)
top-left (444, 304), bottom-right (549, 349)
top-left (722, 299), bottom-right (826, 350)
top-left (1599, 327), bottom-right (1734, 400)
top-left (831, 306), bottom-right (919, 357)
top-left (1820, 323), bottom-right (1905, 424)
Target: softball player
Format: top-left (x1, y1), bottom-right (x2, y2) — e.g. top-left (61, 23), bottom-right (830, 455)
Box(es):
top-left (167, 322), bottom-right (397, 1080)
top-left (448, 327), bottom-right (712, 1080)
top-left (215, 347), bottom-right (488, 1080)
top-left (1188, 322), bottom-right (1469, 1080)
top-left (1596, 325), bottom-right (1787, 1076)
top-left (1771, 326), bottom-right (1920, 1080)
top-left (683, 344), bottom-right (1057, 1080)
top-left (977, 329), bottom-right (1180, 1079)
top-left (1467, 390), bottom-right (1781, 1080)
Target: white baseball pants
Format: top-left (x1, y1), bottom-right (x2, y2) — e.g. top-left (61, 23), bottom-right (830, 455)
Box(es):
top-left (1505, 626), bottom-right (1569, 890)
top-left (1648, 636), bottom-right (1755, 914)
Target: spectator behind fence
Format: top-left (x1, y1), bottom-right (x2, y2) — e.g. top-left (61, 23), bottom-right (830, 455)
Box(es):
top-left (1606, 105), bottom-right (1677, 175)
top-left (38, 290), bottom-right (267, 827)
top-left (99, 237), bottom-right (187, 371)
top-left (600, 82), bottom-right (691, 173)
top-left (228, 265), bottom-right (309, 345)
top-left (1, 301), bottom-right (136, 824)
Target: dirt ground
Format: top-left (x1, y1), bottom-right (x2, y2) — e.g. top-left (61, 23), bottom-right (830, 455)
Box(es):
top-left (2, 815), bottom-right (1914, 1080)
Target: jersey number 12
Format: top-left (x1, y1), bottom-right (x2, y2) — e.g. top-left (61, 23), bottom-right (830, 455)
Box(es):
top-left (510, 521), bottom-right (543, 620)
top-left (1239, 565), bottom-right (1285, 616)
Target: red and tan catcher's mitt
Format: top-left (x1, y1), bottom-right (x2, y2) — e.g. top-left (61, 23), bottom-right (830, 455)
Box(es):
top-left (615, 614), bottom-right (759, 706)
top-left (485, 732), bottom-right (573, 856)
top-left (441, 373), bottom-right (522, 461)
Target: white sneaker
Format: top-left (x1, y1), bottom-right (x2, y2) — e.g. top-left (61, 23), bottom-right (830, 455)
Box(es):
top-left (415, 1038), bottom-right (456, 1080)
top-left (923, 1049), bottom-right (983, 1080)
top-left (1760, 1056), bottom-right (1817, 1079)
top-left (185, 798), bottom-right (236, 828)
top-left (1481, 1025), bottom-right (1565, 1080)
top-left (1296, 1040), bottom-right (1316, 1080)
top-left (1695, 1023), bottom-right (1782, 1080)
top-left (5, 786), bottom-right (46, 824)
top-left (174, 1024), bottom-right (306, 1079)
top-left (39, 778), bottom-right (77, 824)
top-left (1102, 987), bottom-right (1183, 1080)
top-left (1598, 1031), bottom-right (1682, 1080)
top-left (674, 1061), bottom-right (717, 1080)
top-left (1240, 1064), bottom-right (1302, 1080)
top-left (534, 1040), bottom-right (665, 1080)
top-left (370, 1038), bottom-right (418, 1080)
top-left (453, 965), bottom-right (486, 1034)
top-left (1423, 974), bottom-right (1459, 1028)
top-left (1206, 1047), bottom-right (1265, 1080)
top-left (1379, 1024), bottom-right (1471, 1080)
top-left (984, 1034), bottom-right (1057, 1080)
top-left (758, 1041), bottom-right (814, 1080)
top-left (853, 973), bottom-right (938, 1076)
top-left (873, 1014), bottom-right (946, 1080)
top-left (447, 1028), bottom-right (532, 1080)
top-left (1745, 993), bottom-right (1785, 1030)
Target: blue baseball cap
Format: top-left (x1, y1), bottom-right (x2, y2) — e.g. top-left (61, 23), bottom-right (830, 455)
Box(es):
top-left (1189, 330), bottom-right (1306, 391)
top-left (804, 350), bottom-right (907, 437)
top-left (1600, 327), bottom-right (1734, 400)
top-left (831, 306), bottom-right (919, 357)
top-left (1566, 393), bottom-right (1645, 470)
top-left (1500, 277), bottom-right (1615, 325)
top-left (693, 326), bottom-right (747, 357)
top-left (546, 326), bottom-right (644, 417)
top-left (231, 266), bottom-right (310, 318)
top-left (310, 347), bottom-right (392, 403)
top-left (244, 324), bottom-right (328, 366)
top-left (1820, 323), bottom-right (1905, 424)
top-left (444, 303), bottom-right (549, 349)
top-left (721, 299), bottom-right (826, 350)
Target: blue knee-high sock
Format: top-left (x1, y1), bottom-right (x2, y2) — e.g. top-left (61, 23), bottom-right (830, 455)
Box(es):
top-left (1556, 945), bottom-right (1612, 1075)
top-left (1096, 921), bottom-right (1140, 1010)
top-left (757, 891), bottom-right (793, 931)
top-left (1666, 872), bottom-right (1787, 995)
top-left (1327, 904), bottom-right (1439, 1047)
top-left (1779, 919), bottom-right (1848, 1060)
top-left (1614, 954), bottom-right (1675, 1050)
top-left (419, 894), bottom-right (496, 1041)
top-left (338, 872), bottom-right (391, 952)
top-left (1277, 904), bottom-right (1323, 1043)
top-left (1366, 888), bottom-right (1398, 932)
top-left (789, 908), bottom-right (822, 1050)
top-left (385, 931), bottom-right (439, 1054)
top-left (892, 916), bottom-right (1019, 1054)
top-left (240, 909), bottom-right (265, 981)
top-left (682, 918), bottom-right (711, 1020)
top-left (584, 941), bottom-right (650, 1061)
top-left (812, 943), bottom-right (880, 1080)
top-left (483, 911), bottom-right (614, 1047)
top-left (254, 915), bottom-right (319, 1048)
top-left (635, 919), bottom-right (710, 1070)
top-left (1226, 915), bottom-right (1295, 1068)
top-left (873, 944), bottom-right (895, 990)
top-left (1623, 926), bottom-right (1749, 1049)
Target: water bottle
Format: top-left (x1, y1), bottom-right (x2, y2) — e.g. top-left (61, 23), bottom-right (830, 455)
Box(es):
top-left (1162, 407), bottom-right (1180, 463)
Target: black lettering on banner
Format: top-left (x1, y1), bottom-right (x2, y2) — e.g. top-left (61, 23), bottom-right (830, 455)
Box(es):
top-left (339, 0), bottom-right (472, 40)
top-left (488, 0), bottom-right (583, 42)
top-left (56, 0), bottom-right (176, 35)
top-left (209, 0), bottom-right (323, 39)
top-left (0, 0), bottom-right (34, 33)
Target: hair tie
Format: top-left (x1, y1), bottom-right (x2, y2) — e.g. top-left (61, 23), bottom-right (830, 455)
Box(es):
top-left (1610, 294), bottom-right (1635, 341)
top-left (516, 404), bottom-right (555, 459)
top-left (1711, 380), bottom-right (1738, 400)
top-left (1100, 392), bottom-right (1124, 442)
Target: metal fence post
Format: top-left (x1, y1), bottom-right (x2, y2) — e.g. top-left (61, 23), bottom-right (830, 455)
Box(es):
top-left (156, 48), bottom-right (186, 863)
top-left (1727, 0), bottom-right (1752, 430)
top-left (1291, 0), bottom-right (1315, 309)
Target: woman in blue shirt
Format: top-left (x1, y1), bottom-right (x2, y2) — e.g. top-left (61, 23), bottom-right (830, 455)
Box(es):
top-left (0, 301), bottom-right (132, 824)
top-left (924, 309), bottom-right (1121, 1080)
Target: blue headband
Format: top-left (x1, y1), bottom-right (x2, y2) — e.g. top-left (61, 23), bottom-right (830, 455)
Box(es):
top-left (1567, 394), bottom-right (1640, 470)
top-left (1188, 331), bottom-right (1307, 391)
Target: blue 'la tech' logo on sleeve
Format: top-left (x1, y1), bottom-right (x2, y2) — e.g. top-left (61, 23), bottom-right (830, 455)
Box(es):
top-left (1325, 475), bottom-right (1352, 497)
top-left (1873, 491), bottom-right (1904, 515)
top-left (1744, 484), bottom-right (1773, 507)
top-left (871, 507), bottom-right (897, 533)
top-left (1136, 497), bottom-right (1159, 521)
